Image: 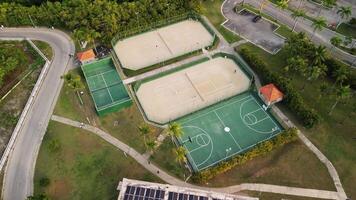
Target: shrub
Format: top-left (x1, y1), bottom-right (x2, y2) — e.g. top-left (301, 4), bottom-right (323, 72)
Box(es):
top-left (191, 128), bottom-right (298, 183)
top-left (39, 177), bottom-right (50, 187)
top-left (239, 48), bottom-right (320, 128)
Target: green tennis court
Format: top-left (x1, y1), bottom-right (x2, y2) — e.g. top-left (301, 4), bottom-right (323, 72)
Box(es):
top-left (81, 57), bottom-right (132, 116)
top-left (177, 91), bottom-right (283, 172)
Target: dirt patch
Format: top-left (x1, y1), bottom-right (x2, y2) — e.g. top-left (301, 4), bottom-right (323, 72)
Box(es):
top-left (46, 179), bottom-right (72, 200)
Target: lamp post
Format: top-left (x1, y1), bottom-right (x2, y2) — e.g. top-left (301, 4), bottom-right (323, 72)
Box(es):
top-left (225, 147), bottom-right (232, 160)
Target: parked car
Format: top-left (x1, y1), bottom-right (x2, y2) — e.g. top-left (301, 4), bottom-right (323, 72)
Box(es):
top-left (252, 15), bottom-right (262, 23)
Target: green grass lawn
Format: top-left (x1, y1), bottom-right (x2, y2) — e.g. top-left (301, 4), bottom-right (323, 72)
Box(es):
top-left (34, 121), bottom-right (162, 200)
top-left (153, 135), bottom-right (334, 190)
top-left (33, 40), bottom-right (53, 59)
top-left (54, 68), bottom-right (162, 154)
top-left (200, 0), bottom-right (241, 43)
top-left (336, 23), bottom-right (356, 39)
top-left (236, 42), bottom-right (356, 198)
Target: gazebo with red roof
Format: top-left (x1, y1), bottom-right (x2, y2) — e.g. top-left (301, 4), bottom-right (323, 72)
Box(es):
top-left (259, 83), bottom-right (284, 107)
top-left (77, 49), bottom-right (96, 65)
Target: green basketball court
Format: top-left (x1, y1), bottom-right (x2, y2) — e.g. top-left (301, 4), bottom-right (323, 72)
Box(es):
top-left (81, 57), bottom-right (132, 116)
top-left (177, 91), bottom-right (283, 172)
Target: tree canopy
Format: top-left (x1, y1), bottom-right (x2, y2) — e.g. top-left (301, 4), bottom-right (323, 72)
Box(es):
top-left (0, 0), bottom-right (199, 44)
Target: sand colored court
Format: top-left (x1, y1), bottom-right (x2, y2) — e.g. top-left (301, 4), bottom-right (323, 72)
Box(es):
top-left (114, 20), bottom-right (214, 71)
top-left (136, 57), bottom-right (251, 124)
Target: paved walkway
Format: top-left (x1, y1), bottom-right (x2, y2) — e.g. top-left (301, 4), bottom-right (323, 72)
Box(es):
top-left (222, 0), bottom-right (356, 67)
top-left (51, 115), bottom-right (342, 200)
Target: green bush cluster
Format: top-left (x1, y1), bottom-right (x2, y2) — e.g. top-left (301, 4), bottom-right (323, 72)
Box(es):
top-left (192, 128), bottom-right (298, 183)
top-left (239, 48), bottom-right (320, 128)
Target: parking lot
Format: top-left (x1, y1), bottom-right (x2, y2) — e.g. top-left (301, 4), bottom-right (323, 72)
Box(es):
top-left (222, 8), bottom-right (285, 54)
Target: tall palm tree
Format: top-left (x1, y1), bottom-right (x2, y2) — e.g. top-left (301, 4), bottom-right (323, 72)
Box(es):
top-left (138, 124), bottom-right (151, 144)
top-left (276, 0), bottom-right (288, 19)
top-left (167, 122), bottom-right (183, 142)
top-left (337, 6), bottom-right (352, 28)
top-left (174, 146), bottom-right (187, 165)
top-left (312, 45), bottom-right (327, 66)
top-left (146, 140), bottom-right (157, 154)
top-left (259, 0), bottom-right (269, 13)
top-left (311, 17), bottom-right (327, 39)
top-left (291, 10), bottom-right (306, 32)
top-left (330, 36), bottom-right (342, 50)
top-left (329, 85), bottom-right (351, 115)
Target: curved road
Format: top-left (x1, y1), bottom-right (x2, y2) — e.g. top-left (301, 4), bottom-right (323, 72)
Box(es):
top-left (222, 0), bottom-right (356, 66)
top-left (0, 28), bottom-right (75, 200)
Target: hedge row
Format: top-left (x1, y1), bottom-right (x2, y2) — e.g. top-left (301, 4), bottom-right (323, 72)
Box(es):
top-left (239, 48), bottom-right (320, 128)
top-left (191, 128), bottom-right (298, 183)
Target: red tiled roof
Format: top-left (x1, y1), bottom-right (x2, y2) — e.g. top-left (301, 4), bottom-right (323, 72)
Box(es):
top-left (77, 49), bottom-right (95, 61)
top-left (259, 84), bottom-right (283, 103)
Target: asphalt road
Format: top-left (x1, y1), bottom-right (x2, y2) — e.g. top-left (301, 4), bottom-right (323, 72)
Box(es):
top-left (223, 0), bottom-right (356, 66)
top-left (0, 28), bottom-right (75, 200)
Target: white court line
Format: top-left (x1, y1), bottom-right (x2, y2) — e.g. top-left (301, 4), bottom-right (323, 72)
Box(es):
top-left (182, 126), bottom-right (214, 168)
top-left (214, 110), bottom-right (226, 127)
top-left (181, 95), bottom-right (252, 125)
top-left (251, 98), bottom-right (280, 134)
top-left (240, 98), bottom-right (280, 134)
top-left (101, 74), bottom-right (114, 103)
top-left (214, 111), bottom-right (242, 152)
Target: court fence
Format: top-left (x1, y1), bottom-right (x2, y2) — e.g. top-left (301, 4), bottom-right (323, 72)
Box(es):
top-left (131, 53), bottom-right (255, 126)
top-left (81, 57), bottom-right (132, 116)
top-left (111, 12), bottom-right (219, 77)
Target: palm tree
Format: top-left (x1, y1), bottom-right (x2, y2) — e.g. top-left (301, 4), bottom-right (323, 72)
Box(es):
top-left (285, 56), bottom-right (307, 75)
top-left (332, 66), bottom-right (349, 86)
top-left (138, 124), bottom-right (151, 144)
top-left (146, 140), bottom-right (157, 154)
top-left (312, 45), bottom-right (327, 66)
top-left (330, 36), bottom-right (342, 50)
top-left (337, 6), bottom-right (352, 28)
top-left (291, 10), bottom-right (306, 32)
top-left (259, 0), bottom-right (269, 13)
top-left (311, 17), bottom-right (327, 39)
top-left (276, 0), bottom-right (288, 19)
top-left (167, 122), bottom-right (183, 142)
top-left (329, 85), bottom-right (351, 115)
top-left (174, 146), bottom-right (187, 165)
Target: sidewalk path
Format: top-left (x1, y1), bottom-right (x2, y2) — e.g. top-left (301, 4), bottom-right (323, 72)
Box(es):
top-left (51, 115), bottom-right (342, 200)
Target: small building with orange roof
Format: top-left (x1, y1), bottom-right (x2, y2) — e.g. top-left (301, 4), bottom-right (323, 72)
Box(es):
top-left (259, 83), bottom-right (284, 106)
top-left (77, 49), bottom-right (96, 65)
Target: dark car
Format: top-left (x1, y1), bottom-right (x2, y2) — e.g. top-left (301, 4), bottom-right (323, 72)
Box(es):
top-left (94, 45), bottom-right (111, 58)
top-left (252, 15), bottom-right (262, 23)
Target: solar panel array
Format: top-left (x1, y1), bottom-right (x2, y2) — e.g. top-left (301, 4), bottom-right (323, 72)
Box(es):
top-left (124, 186), bottom-right (165, 200)
top-left (168, 192), bottom-right (209, 200)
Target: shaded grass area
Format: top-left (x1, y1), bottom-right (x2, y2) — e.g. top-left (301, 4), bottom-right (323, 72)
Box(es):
top-left (336, 23), bottom-right (356, 39)
top-left (205, 141), bottom-right (334, 190)
top-left (150, 138), bottom-right (186, 180)
top-left (33, 40), bottom-right (53, 59)
top-left (200, 0), bottom-right (241, 43)
top-left (153, 136), bottom-right (335, 190)
top-left (54, 68), bottom-right (162, 154)
top-left (34, 121), bottom-right (162, 200)
top-left (236, 42), bottom-right (356, 198)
